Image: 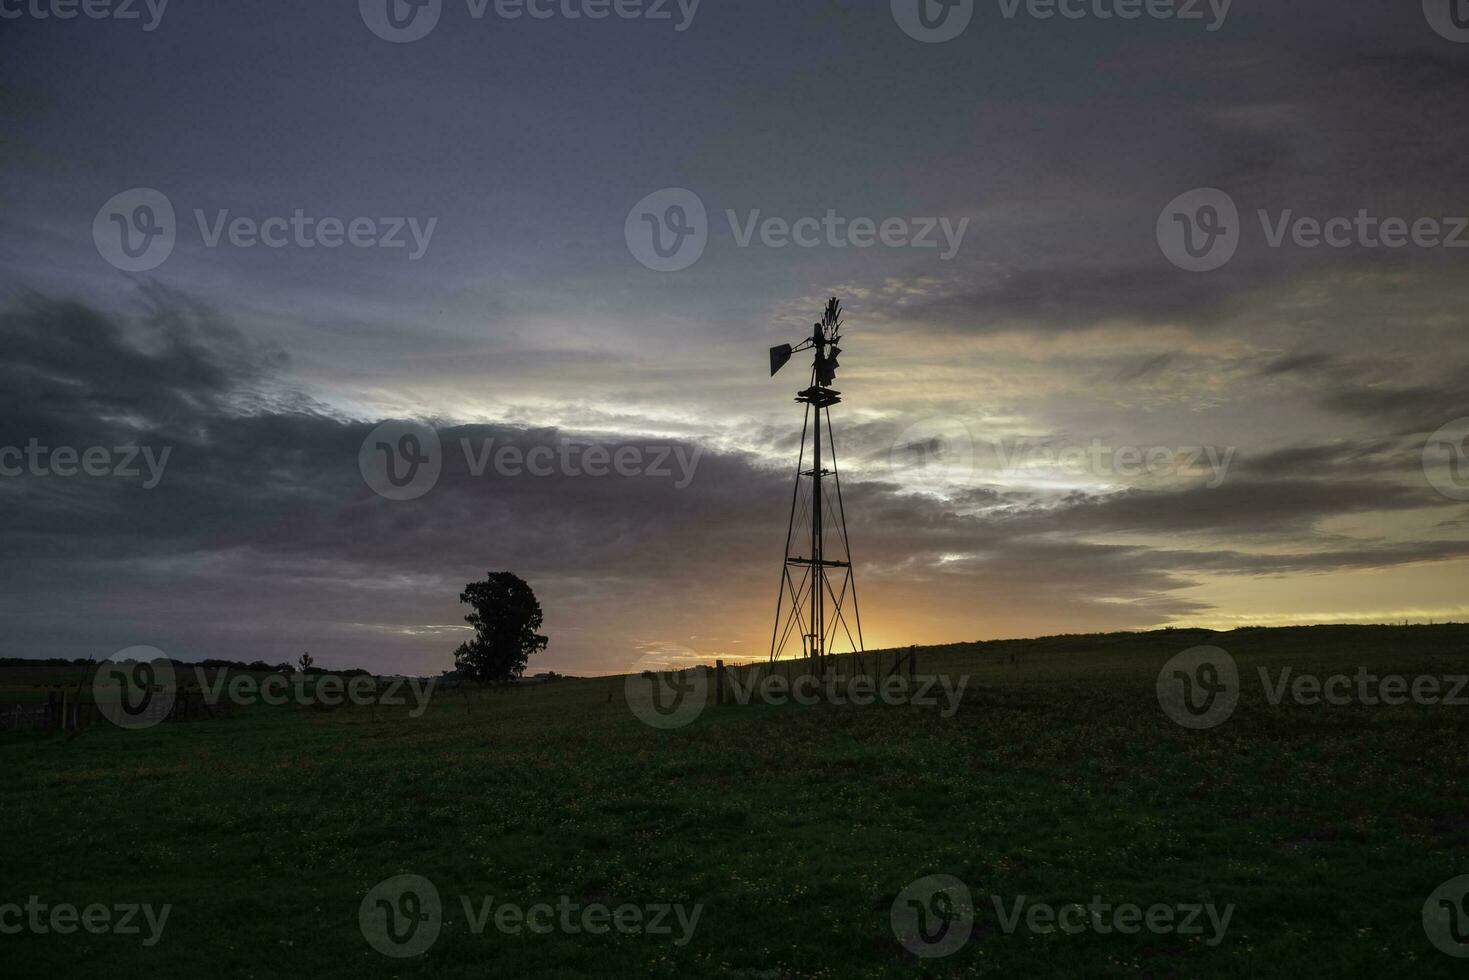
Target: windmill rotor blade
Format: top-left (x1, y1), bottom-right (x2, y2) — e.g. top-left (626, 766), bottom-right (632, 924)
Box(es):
top-left (769, 344), bottom-right (794, 376)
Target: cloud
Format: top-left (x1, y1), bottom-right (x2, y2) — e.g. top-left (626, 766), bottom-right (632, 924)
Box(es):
top-left (2, 276), bottom-right (1465, 670)
top-left (1319, 377), bottom-right (1469, 433)
top-left (1258, 351), bottom-right (1333, 377)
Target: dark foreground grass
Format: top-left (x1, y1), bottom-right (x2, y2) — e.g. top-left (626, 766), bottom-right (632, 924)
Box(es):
top-left (3, 624), bottom-right (1467, 978)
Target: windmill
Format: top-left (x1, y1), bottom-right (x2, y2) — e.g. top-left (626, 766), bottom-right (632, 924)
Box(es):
top-left (767, 298), bottom-right (864, 673)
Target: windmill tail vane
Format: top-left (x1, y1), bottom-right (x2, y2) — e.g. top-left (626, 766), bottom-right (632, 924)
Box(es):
top-left (766, 297), bottom-right (864, 672)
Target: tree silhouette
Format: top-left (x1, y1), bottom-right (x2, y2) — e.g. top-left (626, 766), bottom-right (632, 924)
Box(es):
top-left (453, 572), bottom-right (548, 684)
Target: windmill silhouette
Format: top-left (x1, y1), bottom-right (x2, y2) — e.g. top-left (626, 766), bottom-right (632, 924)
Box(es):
top-left (767, 298), bottom-right (864, 673)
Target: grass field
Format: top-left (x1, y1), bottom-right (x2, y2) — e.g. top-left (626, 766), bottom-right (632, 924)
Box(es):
top-left (3, 624), bottom-right (1468, 978)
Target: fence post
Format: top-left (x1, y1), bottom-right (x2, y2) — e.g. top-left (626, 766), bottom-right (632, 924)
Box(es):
top-left (909, 645), bottom-right (917, 682)
top-left (714, 660), bottom-right (724, 706)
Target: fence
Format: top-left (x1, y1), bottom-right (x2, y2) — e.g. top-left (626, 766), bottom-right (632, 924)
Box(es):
top-left (0, 690), bottom-right (231, 734)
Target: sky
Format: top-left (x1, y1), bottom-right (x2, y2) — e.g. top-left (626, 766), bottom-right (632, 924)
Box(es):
top-left (2, 0), bottom-right (1468, 676)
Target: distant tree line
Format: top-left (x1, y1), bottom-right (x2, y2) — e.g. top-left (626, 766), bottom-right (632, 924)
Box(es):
top-left (0, 656), bottom-right (373, 677)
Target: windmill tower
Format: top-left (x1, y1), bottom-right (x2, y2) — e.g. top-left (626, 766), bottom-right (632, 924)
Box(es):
top-left (767, 298), bottom-right (864, 673)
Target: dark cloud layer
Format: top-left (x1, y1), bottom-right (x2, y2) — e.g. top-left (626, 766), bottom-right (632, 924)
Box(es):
top-left (2, 297), bottom-right (1461, 672)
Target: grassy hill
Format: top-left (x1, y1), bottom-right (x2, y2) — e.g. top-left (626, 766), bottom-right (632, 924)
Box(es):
top-left (3, 624), bottom-right (1467, 977)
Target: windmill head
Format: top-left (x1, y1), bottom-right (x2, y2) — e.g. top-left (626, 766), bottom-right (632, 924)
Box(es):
top-left (768, 297), bottom-right (845, 383)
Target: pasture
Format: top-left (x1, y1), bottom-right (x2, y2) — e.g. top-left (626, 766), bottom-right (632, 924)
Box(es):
top-left (3, 624), bottom-right (1467, 977)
